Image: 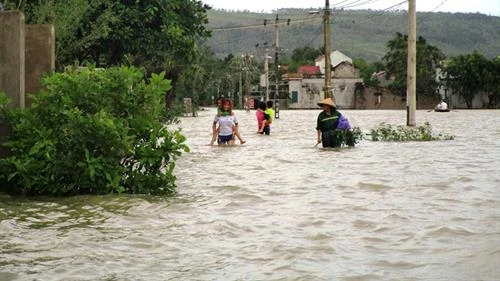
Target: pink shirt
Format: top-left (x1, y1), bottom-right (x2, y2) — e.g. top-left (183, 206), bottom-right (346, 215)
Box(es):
top-left (256, 109), bottom-right (264, 130)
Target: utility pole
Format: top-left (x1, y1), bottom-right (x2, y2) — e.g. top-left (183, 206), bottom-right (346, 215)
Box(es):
top-left (245, 55), bottom-right (251, 102)
top-left (239, 64), bottom-right (243, 109)
top-left (407, 0), bottom-right (416, 126)
top-left (264, 47), bottom-right (270, 101)
top-left (323, 0), bottom-right (333, 99)
top-left (274, 14), bottom-right (280, 118)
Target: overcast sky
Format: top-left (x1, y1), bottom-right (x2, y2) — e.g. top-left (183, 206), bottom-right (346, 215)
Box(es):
top-left (202, 0), bottom-right (500, 16)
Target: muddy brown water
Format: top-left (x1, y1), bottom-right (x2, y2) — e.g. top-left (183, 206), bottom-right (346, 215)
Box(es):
top-left (1, 109), bottom-right (499, 280)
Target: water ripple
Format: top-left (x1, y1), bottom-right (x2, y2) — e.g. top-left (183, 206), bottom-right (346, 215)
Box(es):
top-left (1, 109), bottom-right (499, 281)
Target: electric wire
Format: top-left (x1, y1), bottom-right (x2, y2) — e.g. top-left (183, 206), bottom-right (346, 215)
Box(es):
top-left (207, 0), bottom-right (415, 58)
top-left (210, 15), bottom-right (322, 31)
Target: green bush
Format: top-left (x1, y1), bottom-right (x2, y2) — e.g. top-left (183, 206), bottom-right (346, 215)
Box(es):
top-left (0, 66), bottom-right (189, 196)
top-left (369, 122), bottom-right (454, 141)
top-left (331, 127), bottom-right (364, 147)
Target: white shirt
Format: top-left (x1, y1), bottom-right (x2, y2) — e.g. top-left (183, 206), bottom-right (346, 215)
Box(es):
top-left (214, 113), bottom-right (238, 136)
top-left (437, 101), bottom-right (448, 110)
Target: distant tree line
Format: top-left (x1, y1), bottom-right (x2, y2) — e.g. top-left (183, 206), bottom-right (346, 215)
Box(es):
top-left (3, 2), bottom-right (498, 108)
top-left (280, 33), bottom-right (499, 108)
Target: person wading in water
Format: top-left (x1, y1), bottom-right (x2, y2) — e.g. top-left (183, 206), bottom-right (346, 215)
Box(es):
top-left (316, 98), bottom-right (343, 148)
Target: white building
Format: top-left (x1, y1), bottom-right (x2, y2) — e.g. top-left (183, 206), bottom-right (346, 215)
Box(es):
top-left (285, 51), bottom-right (363, 109)
top-left (315, 50), bottom-right (353, 75)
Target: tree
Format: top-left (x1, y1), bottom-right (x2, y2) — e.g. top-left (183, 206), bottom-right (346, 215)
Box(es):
top-left (484, 56), bottom-right (500, 108)
top-left (22, 0), bottom-right (211, 74)
top-left (288, 46), bottom-right (322, 72)
top-left (175, 45), bottom-right (215, 108)
top-left (382, 33), bottom-right (445, 96)
top-left (442, 52), bottom-right (491, 108)
top-left (352, 58), bottom-right (382, 87)
top-left (20, 0), bottom-right (212, 108)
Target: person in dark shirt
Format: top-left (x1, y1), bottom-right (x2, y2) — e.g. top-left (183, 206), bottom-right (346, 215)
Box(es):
top-left (316, 98), bottom-right (342, 148)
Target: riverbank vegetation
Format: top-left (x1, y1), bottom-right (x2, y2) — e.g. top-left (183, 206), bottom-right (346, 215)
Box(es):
top-left (0, 67), bottom-right (188, 196)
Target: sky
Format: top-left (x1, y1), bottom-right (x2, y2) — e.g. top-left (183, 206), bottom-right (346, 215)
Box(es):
top-left (202, 0), bottom-right (500, 16)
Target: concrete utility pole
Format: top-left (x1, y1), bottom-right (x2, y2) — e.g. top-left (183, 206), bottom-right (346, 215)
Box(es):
top-left (323, 0), bottom-right (333, 99)
top-left (407, 0), bottom-right (417, 126)
top-left (274, 14), bottom-right (280, 118)
top-left (245, 55), bottom-right (252, 101)
top-left (239, 64), bottom-right (243, 109)
top-left (264, 47), bottom-right (270, 101)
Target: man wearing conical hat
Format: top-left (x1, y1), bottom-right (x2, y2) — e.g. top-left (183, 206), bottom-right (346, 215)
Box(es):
top-left (316, 97), bottom-right (343, 148)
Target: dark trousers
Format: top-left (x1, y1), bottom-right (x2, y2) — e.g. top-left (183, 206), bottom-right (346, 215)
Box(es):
top-left (321, 130), bottom-right (341, 148)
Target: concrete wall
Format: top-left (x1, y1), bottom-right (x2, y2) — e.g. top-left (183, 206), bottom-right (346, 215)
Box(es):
top-left (438, 88), bottom-right (495, 109)
top-left (0, 13), bottom-right (55, 158)
top-left (288, 79), bottom-right (322, 109)
top-left (0, 11), bottom-right (25, 109)
top-left (287, 62), bottom-right (363, 109)
top-left (25, 25), bottom-right (55, 107)
top-left (0, 11), bottom-right (25, 158)
top-left (287, 77), bottom-right (363, 109)
top-left (356, 87), bottom-right (437, 110)
top-left (332, 78), bottom-right (363, 109)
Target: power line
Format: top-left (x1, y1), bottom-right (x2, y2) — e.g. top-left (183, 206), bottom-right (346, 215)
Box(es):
top-left (416, 0), bottom-right (450, 24)
top-left (339, 0), bottom-right (381, 9)
top-left (208, 1), bottom-right (408, 57)
top-left (210, 16), bottom-right (321, 32)
top-left (429, 0), bottom-right (450, 12)
top-left (342, 0), bottom-right (407, 23)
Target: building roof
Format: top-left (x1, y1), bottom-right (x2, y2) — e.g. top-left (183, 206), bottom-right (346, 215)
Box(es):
top-left (297, 65), bottom-right (320, 75)
top-left (315, 50), bottom-right (353, 69)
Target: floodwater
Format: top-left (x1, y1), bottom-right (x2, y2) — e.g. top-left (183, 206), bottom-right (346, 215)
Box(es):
top-left (0, 109), bottom-right (499, 281)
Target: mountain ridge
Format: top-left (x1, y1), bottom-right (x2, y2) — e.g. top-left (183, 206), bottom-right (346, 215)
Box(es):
top-left (205, 9), bottom-right (500, 62)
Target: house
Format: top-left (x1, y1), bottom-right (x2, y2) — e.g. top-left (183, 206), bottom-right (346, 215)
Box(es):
top-left (315, 50), bottom-right (353, 74)
top-left (297, 65), bottom-right (320, 78)
top-left (285, 51), bottom-right (363, 109)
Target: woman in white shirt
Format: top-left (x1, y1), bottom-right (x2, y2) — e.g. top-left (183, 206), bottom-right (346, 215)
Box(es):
top-left (210, 99), bottom-right (239, 145)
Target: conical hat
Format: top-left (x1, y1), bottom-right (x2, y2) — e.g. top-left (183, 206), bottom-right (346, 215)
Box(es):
top-left (317, 98), bottom-right (336, 108)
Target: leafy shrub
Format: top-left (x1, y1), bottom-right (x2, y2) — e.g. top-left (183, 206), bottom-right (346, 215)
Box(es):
top-left (330, 127), bottom-right (364, 147)
top-left (369, 122), bottom-right (454, 141)
top-left (0, 66), bottom-right (189, 196)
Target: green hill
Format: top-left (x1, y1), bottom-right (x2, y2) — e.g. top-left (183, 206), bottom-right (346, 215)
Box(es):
top-left (205, 9), bottom-right (500, 62)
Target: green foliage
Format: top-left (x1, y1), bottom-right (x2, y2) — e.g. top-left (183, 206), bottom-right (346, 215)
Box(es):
top-left (0, 66), bottom-right (189, 196)
top-left (332, 127), bottom-right (364, 147)
top-left (369, 122), bottom-right (454, 142)
top-left (383, 33), bottom-right (446, 96)
top-left (352, 58), bottom-right (381, 87)
top-left (17, 0), bottom-right (214, 111)
top-left (288, 46), bottom-right (323, 72)
top-left (0, 92), bottom-right (10, 109)
top-left (442, 52), bottom-right (498, 108)
top-left (486, 57), bottom-right (500, 108)
top-left (21, 0), bottom-right (211, 74)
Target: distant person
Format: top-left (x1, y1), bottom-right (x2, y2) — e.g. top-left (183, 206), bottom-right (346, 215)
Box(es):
top-left (436, 100), bottom-right (448, 111)
top-left (262, 100), bottom-right (275, 134)
top-left (215, 96), bottom-right (223, 112)
top-left (316, 98), bottom-right (343, 148)
top-left (256, 101), bottom-right (270, 135)
top-left (243, 96), bottom-right (250, 112)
